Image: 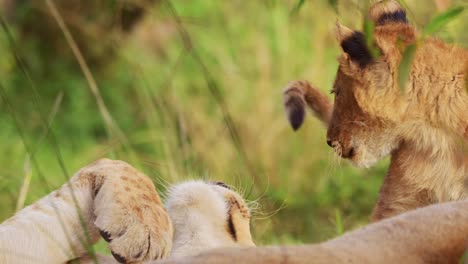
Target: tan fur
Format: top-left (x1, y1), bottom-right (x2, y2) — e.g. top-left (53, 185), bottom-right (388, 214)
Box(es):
top-left (283, 0), bottom-right (468, 220)
top-left (73, 180), bottom-right (256, 264)
top-left (3, 160), bottom-right (467, 263)
top-left (157, 199), bottom-right (468, 264)
top-left (0, 159), bottom-right (172, 263)
top-left (165, 181), bottom-right (254, 258)
top-left (0, 160), bottom-right (254, 264)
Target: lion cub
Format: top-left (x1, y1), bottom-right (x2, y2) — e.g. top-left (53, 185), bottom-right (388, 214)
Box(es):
top-left (0, 159), bottom-right (254, 264)
top-left (283, 0), bottom-right (467, 220)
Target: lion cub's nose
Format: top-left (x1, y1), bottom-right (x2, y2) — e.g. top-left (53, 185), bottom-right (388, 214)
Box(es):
top-left (329, 140), bottom-right (340, 148)
top-left (327, 140), bottom-right (355, 159)
top-left (333, 142), bottom-right (355, 159)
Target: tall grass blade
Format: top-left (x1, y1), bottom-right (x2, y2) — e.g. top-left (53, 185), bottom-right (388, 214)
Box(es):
top-left (422, 6), bottom-right (464, 36)
top-left (328, 0), bottom-right (338, 13)
top-left (0, 83), bottom-right (74, 260)
top-left (164, 0), bottom-right (261, 186)
top-left (44, 0), bottom-right (126, 146)
top-left (334, 209), bottom-right (344, 235)
top-left (31, 91), bottom-right (64, 158)
top-left (363, 19), bottom-right (380, 58)
top-left (16, 91), bottom-right (63, 211)
top-left (398, 43), bottom-right (416, 92)
top-left (291, 0), bottom-right (306, 14)
top-left (15, 156), bottom-right (32, 211)
top-left (1, 10), bottom-right (99, 262)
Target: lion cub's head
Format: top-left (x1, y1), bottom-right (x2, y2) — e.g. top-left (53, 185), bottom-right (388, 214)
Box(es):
top-left (326, 0), bottom-right (418, 168)
top-left (287, 0), bottom-right (467, 168)
top-left (165, 180), bottom-right (255, 257)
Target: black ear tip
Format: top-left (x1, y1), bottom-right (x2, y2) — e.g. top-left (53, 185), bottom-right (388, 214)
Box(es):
top-left (376, 9), bottom-right (407, 26)
top-left (340, 31), bottom-right (373, 68)
top-left (369, 0), bottom-right (407, 26)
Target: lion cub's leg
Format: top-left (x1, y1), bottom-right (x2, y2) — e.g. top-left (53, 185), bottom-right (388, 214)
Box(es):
top-left (0, 166), bottom-right (103, 264)
top-left (0, 159), bottom-right (172, 264)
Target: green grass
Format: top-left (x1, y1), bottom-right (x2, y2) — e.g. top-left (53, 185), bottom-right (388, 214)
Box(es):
top-left (0, 0), bottom-right (465, 254)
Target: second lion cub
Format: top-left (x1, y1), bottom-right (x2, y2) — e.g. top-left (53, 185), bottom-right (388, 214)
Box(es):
top-left (283, 0), bottom-right (467, 220)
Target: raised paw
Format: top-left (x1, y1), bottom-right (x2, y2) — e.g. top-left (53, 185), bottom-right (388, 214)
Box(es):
top-left (283, 81), bottom-right (308, 131)
top-left (91, 159), bottom-right (173, 263)
top-left (283, 80), bottom-right (333, 129)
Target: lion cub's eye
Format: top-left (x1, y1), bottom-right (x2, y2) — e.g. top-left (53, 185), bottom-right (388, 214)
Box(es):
top-left (210, 181), bottom-right (231, 190)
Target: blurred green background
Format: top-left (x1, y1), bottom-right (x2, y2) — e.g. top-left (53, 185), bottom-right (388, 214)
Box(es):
top-left (0, 0), bottom-right (466, 253)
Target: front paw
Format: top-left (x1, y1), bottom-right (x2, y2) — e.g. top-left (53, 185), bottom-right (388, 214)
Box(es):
top-left (92, 160), bottom-right (173, 263)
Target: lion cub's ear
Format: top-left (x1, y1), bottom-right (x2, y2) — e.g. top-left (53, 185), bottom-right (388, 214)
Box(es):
top-left (369, 0), bottom-right (408, 26)
top-left (369, 0), bottom-right (416, 62)
top-left (336, 22), bottom-right (373, 69)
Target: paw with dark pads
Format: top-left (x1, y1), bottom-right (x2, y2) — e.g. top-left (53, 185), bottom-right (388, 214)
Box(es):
top-left (93, 166), bottom-right (173, 262)
top-left (111, 251), bottom-right (127, 263)
top-left (95, 208), bottom-right (171, 262)
top-left (99, 229), bottom-right (112, 242)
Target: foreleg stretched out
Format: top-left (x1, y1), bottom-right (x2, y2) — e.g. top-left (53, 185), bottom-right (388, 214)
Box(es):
top-left (0, 159), bottom-right (172, 264)
top-left (159, 199), bottom-right (468, 264)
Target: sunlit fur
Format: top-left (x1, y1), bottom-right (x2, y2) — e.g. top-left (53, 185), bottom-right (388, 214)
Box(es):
top-left (166, 180), bottom-right (255, 258)
top-left (283, 0), bottom-right (467, 220)
top-left (0, 159), bottom-right (172, 264)
top-left (157, 200), bottom-right (468, 264)
top-left (0, 159), bottom-right (254, 264)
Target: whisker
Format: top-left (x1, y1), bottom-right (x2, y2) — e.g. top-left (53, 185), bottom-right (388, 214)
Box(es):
top-left (251, 199), bottom-right (288, 220)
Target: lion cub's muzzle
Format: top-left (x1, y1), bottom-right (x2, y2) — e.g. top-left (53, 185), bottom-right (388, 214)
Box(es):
top-left (327, 138), bottom-right (355, 159)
